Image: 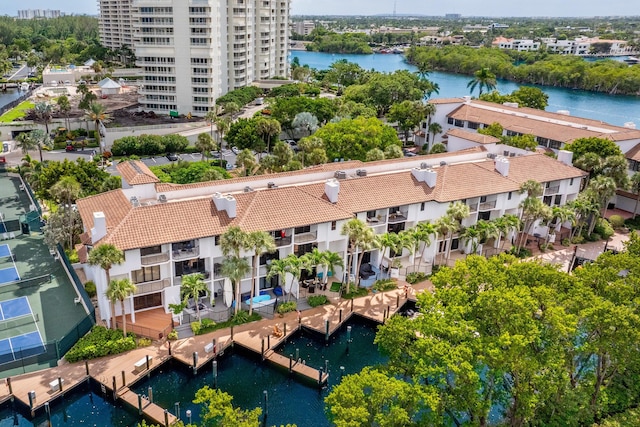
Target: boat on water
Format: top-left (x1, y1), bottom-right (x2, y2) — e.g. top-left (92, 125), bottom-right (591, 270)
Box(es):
top-left (624, 56), bottom-right (639, 65)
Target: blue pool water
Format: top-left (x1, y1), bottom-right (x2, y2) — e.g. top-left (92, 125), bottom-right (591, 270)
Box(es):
top-left (291, 50), bottom-right (640, 127)
top-left (131, 317), bottom-right (386, 427)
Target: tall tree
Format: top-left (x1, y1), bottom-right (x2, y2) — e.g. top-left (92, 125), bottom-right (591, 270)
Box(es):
top-left (221, 256), bottom-right (251, 315)
top-left (88, 244), bottom-right (124, 329)
top-left (256, 117), bottom-right (281, 154)
top-left (84, 102), bottom-right (111, 154)
top-left (467, 67), bottom-right (497, 97)
top-left (341, 218), bottom-right (375, 289)
top-left (181, 273), bottom-right (208, 320)
top-left (246, 231), bottom-right (276, 316)
top-left (57, 95), bottom-right (71, 131)
top-left (195, 132), bottom-right (216, 161)
top-left (631, 172), bottom-right (640, 219)
top-left (50, 176), bottom-right (81, 249)
top-left (388, 100), bottom-right (426, 145)
top-left (105, 278), bottom-right (136, 335)
top-left (33, 102), bottom-right (53, 134)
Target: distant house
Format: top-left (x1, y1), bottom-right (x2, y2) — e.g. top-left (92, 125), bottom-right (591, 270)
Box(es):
top-left (492, 37), bottom-right (541, 52)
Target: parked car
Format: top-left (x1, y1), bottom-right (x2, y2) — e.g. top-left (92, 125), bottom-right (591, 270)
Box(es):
top-left (231, 146), bottom-right (239, 154)
top-left (403, 148), bottom-right (417, 157)
top-left (65, 144), bottom-right (76, 152)
top-left (166, 153), bottom-right (179, 161)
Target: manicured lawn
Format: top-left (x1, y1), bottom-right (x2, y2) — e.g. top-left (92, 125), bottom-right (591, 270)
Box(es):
top-left (0, 100), bottom-right (34, 122)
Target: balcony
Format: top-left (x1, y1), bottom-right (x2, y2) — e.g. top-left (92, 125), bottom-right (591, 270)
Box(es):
top-left (134, 278), bottom-right (171, 295)
top-left (387, 211), bottom-right (408, 224)
top-left (545, 185), bottom-right (560, 195)
top-left (479, 200), bottom-right (497, 210)
top-left (275, 236), bottom-right (292, 247)
top-left (141, 252), bottom-right (170, 266)
top-left (294, 230), bottom-right (318, 244)
top-left (172, 246), bottom-right (200, 261)
top-left (174, 271), bottom-right (210, 285)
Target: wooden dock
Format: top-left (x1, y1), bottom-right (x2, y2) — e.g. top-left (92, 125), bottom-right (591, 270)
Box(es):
top-left (119, 388), bottom-right (177, 426)
top-left (0, 279), bottom-right (430, 423)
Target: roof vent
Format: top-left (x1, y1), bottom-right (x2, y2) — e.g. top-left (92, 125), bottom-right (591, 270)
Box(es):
top-left (244, 186), bottom-right (254, 193)
top-left (356, 169), bottom-right (367, 177)
top-left (487, 153), bottom-right (497, 159)
top-left (420, 162), bottom-right (429, 169)
top-left (503, 150), bottom-right (510, 156)
top-left (267, 182), bottom-right (277, 189)
top-left (130, 196), bottom-right (140, 207)
top-left (325, 178), bottom-right (340, 203)
top-left (334, 171), bottom-right (347, 180)
top-left (158, 194), bottom-right (167, 203)
top-left (439, 161), bottom-right (447, 166)
top-left (509, 152), bottom-right (516, 157)
top-left (557, 109), bottom-right (571, 116)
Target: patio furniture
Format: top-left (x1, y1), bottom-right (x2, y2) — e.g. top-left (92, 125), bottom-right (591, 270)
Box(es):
top-left (244, 294), bottom-right (276, 308)
top-left (359, 263), bottom-right (375, 280)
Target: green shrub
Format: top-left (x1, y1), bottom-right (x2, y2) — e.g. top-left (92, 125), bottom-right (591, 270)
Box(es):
top-left (65, 326), bottom-right (136, 362)
top-left (625, 216), bottom-right (640, 230)
top-left (571, 235), bottom-right (585, 244)
top-left (167, 330), bottom-right (179, 340)
top-left (373, 279), bottom-right (397, 292)
top-left (277, 301), bottom-right (297, 315)
top-left (329, 282), bottom-right (342, 292)
top-left (586, 233), bottom-right (602, 242)
top-left (307, 295), bottom-right (329, 307)
top-left (594, 218), bottom-right (614, 239)
top-left (191, 321), bottom-right (202, 335)
top-left (406, 272), bottom-right (428, 284)
top-left (231, 311), bottom-right (250, 324)
top-left (561, 238), bottom-right (571, 247)
top-left (84, 281), bottom-right (97, 298)
top-left (137, 337), bottom-right (152, 347)
top-left (65, 249), bottom-right (79, 263)
top-left (609, 214), bottom-right (625, 229)
top-left (508, 247), bottom-right (532, 258)
top-left (342, 287), bottom-right (369, 299)
top-left (216, 86), bottom-right (262, 107)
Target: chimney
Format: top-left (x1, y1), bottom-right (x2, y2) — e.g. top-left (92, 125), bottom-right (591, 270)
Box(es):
top-left (557, 150), bottom-right (573, 166)
top-left (325, 179), bottom-right (340, 203)
top-left (463, 95), bottom-right (471, 104)
top-left (91, 212), bottom-right (107, 243)
top-left (495, 157), bottom-right (510, 177)
top-left (225, 195), bottom-right (237, 218)
top-left (624, 121), bottom-right (636, 129)
top-left (411, 167), bottom-right (437, 188)
top-left (212, 192), bottom-right (226, 211)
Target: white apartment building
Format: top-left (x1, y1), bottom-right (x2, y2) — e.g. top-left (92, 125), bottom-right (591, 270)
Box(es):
top-left (77, 151), bottom-right (585, 330)
top-left (98, 0), bottom-right (134, 49)
top-left (98, 0), bottom-right (290, 116)
top-left (542, 37), bottom-right (631, 56)
top-left (17, 9), bottom-right (62, 19)
top-left (293, 20), bottom-right (315, 36)
top-left (492, 37), bottom-right (541, 52)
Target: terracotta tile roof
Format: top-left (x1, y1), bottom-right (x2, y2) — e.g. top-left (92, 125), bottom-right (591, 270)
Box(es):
top-left (155, 160), bottom-right (364, 193)
top-left (76, 190), bottom-right (132, 233)
top-left (429, 98), bottom-right (465, 104)
top-left (476, 153), bottom-right (587, 184)
top-left (449, 101), bottom-right (640, 144)
top-left (86, 186), bottom-right (352, 251)
top-left (446, 128), bottom-right (500, 144)
top-left (625, 143), bottom-right (640, 162)
top-left (116, 160), bottom-right (160, 185)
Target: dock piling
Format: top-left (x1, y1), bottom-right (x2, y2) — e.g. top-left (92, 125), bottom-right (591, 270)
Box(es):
top-left (121, 371), bottom-right (126, 387)
top-left (350, 299), bottom-right (354, 311)
top-left (6, 378), bottom-right (11, 395)
top-left (289, 355), bottom-right (293, 373)
top-left (261, 338), bottom-right (265, 360)
top-left (339, 309), bottom-right (343, 323)
top-left (146, 355), bottom-right (150, 370)
top-left (174, 402), bottom-right (180, 420)
top-left (112, 376), bottom-right (117, 400)
top-left (212, 360), bottom-right (218, 388)
top-left (193, 352), bottom-right (198, 374)
top-left (138, 394), bottom-right (143, 415)
top-left (186, 410), bottom-right (192, 425)
top-left (58, 377), bottom-right (63, 392)
top-left (263, 390), bottom-right (268, 418)
top-left (148, 386), bottom-right (153, 404)
top-left (164, 409), bottom-right (169, 427)
top-left (396, 295), bottom-right (400, 307)
top-left (267, 335), bottom-right (270, 349)
top-left (318, 368), bottom-right (323, 384)
top-left (85, 360), bottom-right (90, 376)
top-left (325, 320), bottom-right (330, 342)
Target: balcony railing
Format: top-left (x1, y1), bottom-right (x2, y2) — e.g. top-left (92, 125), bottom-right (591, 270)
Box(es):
top-left (366, 214), bottom-right (387, 225)
top-left (387, 211), bottom-right (408, 224)
top-left (479, 200), bottom-right (497, 210)
top-left (172, 246), bottom-right (200, 260)
top-left (294, 230), bottom-right (318, 244)
top-left (134, 278), bottom-right (171, 295)
top-left (141, 252), bottom-right (170, 266)
top-left (545, 185), bottom-right (560, 195)
top-left (275, 236), bottom-right (292, 247)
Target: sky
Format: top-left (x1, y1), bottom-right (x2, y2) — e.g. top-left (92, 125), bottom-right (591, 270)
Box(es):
top-left (2, 0), bottom-right (640, 17)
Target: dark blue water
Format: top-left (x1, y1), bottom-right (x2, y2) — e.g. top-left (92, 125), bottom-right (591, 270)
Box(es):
top-left (0, 380), bottom-right (139, 426)
top-left (131, 317), bottom-right (386, 427)
top-left (291, 50), bottom-right (640, 127)
top-left (0, 89), bottom-right (22, 112)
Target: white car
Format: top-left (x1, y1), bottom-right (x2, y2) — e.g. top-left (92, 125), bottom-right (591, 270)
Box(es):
top-left (50, 80), bottom-right (58, 87)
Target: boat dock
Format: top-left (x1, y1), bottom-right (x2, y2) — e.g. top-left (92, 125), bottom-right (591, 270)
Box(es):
top-left (0, 281), bottom-right (429, 424)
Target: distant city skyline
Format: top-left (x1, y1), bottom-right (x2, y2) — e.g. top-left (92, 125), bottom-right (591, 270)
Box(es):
top-left (2, 0), bottom-right (640, 17)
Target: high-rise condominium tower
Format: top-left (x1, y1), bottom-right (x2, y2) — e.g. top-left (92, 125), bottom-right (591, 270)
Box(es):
top-left (98, 0), bottom-right (290, 116)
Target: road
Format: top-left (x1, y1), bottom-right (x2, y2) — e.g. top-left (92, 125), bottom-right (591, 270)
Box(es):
top-left (7, 65), bottom-right (30, 81)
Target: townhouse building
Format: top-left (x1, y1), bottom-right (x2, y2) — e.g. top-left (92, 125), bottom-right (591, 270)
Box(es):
top-left (77, 150), bottom-right (585, 329)
top-left (492, 37), bottom-right (541, 52)
top-left (98, 0), bottom-right (290, 116)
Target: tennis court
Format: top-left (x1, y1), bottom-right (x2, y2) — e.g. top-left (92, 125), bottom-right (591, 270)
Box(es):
top-left (0, 266), bottom-right (20, 284)
top-left (0, 296), bottom-right (45, 364)
top-left (0, 244), bottom-right (9, 257)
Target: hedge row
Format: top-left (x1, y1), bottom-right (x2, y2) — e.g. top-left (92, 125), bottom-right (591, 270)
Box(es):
top-left (215, 86), bottom-right (262, 108)
top-left (65, 326), bottom-right (136, 362)
top-left (111, 134), bottom-right (189, 156)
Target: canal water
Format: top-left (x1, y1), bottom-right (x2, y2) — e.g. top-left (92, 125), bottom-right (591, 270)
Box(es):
top-left (130, 317), bottom-right (386, 427)
top-left (291, 50), bottom-right (640, 127)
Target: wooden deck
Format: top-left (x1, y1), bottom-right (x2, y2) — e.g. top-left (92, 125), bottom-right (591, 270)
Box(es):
top-left (0, 280), bottom-right (430, 423)
top-left (116, 308), bottom-right (173, 340)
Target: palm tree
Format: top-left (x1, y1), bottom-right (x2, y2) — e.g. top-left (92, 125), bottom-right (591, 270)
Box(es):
top-left (214, 115), bottom-right (231, 154)
top-left (16, 131), bottom-right (38, 158)
top-left (461, 224), bottom-right (482, 255)
top-left (517, 197), bottom-right (552, 251)
top-left (220, 226), bottom-right (249, 258)
top-left (84, 102), bottom-right (112, 154)
top-left (246, 231), bottom-right (276, 316)
top-left (256, 117), bottom-right (282, 154)
top-left (494, 214), bottom-right (521, 250)
top-left (467, 68), bottom-right (497, 97)
top-left (50, 176), bottom-right (81, 249)
top-left (341, 218), bottom-right (375, 289)
top-left (195, 132), bottom-right (216, 161)
top-left (631, 172), bottom-right (640, 219)
top-left (17, 129), bottom-right (51, 163)
top-left (105, 278), bottom-right (136, 335)
top-left (588, 175), bottom-right (617, 219)
top-left (321, 251), bottom-right (344, 287)
top-left (267, 258), bottom-right (291, 300)
top-left (375, 232), bottom-right (398, 272)
top-left (444, 201), bottom-right (471, 263)
top-left (88, 244), bottom-right (124, 329)
top-left (57, 95), bottom-right (71, 131)
top-left (428, 122), bottom-right (442, 150)
top-left (434, 216), bottom-right (457, 265)
top-left (574, 152), bottom-right (601, 188)
top-left (34, 102), bottom-right (53, 135)
top-left (412, 221), bottom-right (436, 271)
top-left (221, 257), bottom-right (251, 315)
top-left (181, 273), bottom-right (208, 320)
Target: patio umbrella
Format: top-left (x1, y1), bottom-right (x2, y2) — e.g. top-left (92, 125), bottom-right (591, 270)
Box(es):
top-left (223, 277), bottom-right (233, 307)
